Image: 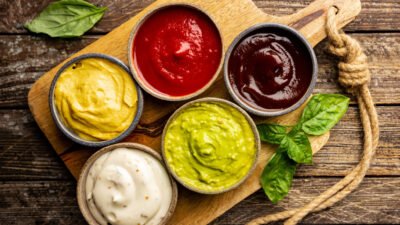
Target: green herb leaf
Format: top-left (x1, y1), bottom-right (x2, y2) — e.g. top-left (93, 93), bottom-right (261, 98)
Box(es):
top-left (257, 124), bottom-right (287, 144)
top-left (289, 123), bottom-right (302, 134)
top-left (260, 152), bottom-right (297, 204)
top-left (281, 131), bottom-right (312, 164)
top-left (300, 94), bottom-right (350, 136)
top-left (24, 0), bottom-right (107, 38)
top-left (257, 94), bottom-right (350, 203)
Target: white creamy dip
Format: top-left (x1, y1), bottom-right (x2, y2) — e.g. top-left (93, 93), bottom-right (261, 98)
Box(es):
top-left (85, 147), bottom-right (173, 225)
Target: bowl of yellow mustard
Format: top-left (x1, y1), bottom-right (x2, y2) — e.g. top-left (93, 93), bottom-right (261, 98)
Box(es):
top-left (49, 53), bottom-right (144, 147)
top-left (161, 97), bottom-right (260, 194)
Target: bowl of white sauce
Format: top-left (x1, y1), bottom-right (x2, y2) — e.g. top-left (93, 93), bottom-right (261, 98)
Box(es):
top-left (77, 142), bottom-right (178, 225)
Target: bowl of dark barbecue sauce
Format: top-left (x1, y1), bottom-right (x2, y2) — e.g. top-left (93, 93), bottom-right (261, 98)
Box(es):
top-left (224, 23), bottom-right (318, 116)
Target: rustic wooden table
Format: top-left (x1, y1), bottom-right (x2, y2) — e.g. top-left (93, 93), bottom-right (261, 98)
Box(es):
top-left (0, 0), bottom-right (399, 224)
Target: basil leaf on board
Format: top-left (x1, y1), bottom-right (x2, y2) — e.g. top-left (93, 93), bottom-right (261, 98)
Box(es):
top-left (300, 94), bottom-right (350, 136)
top-left (281, 131), bottom-right (312, 164)
top-left (260, 152), bottom-right (297, 204)
top-left (24, 0), bottom-right (107, 38)
top-left (257, 124), bottom-right (287, 144)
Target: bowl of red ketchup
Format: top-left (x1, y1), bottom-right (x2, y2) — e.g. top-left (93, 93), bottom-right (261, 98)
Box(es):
top-left (128, 4), bottom-right (223, 101)
top-left (224, 23), bottom-right (318, 117)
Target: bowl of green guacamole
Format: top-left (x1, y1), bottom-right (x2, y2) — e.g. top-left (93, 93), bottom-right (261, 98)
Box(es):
top-left (162, 97), bottom-right (260, 194)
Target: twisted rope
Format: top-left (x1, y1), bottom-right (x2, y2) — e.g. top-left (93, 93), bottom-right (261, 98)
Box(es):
top-left (247, 7), bottom-right (379, 225)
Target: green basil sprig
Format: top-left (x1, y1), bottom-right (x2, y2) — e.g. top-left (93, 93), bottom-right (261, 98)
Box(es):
top-left (257, 124), bottom-right (287, 144)
top-left (281, 131), bottom-right (313, 164)
top-left (258, 94), bottom-right (350, 203)
top-left (25, 0), bottom-right (107, 38)
top-left (261, 151), bottom-right (296, 204)
top-left (301, 94), bottom-right (350, 135)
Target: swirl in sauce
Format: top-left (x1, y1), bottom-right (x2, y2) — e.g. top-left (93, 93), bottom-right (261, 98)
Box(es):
top-left (228, 30), bottom-right (313, 110)
top-left (164, 102), bottom-right (257, 192)
top-left (133, 6), bottom-right (222, 96)
top-left (54, 58), bottom-right (138, 141)
top-left (85, 148), bottom-right (173, 225)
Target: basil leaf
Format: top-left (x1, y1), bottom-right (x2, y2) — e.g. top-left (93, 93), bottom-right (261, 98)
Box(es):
top-left (281, 131), bottom-right (312, 164)
top-left (289, 123), bottom-right (302, 135)
top-left (24, 0), bottom-right (107, 38)
top-left (260, 152), bottom-right (297, 204)
top-left (257, 124), bottom-right (287, 144)
top-left (300, 94), bottom-right (350, 136)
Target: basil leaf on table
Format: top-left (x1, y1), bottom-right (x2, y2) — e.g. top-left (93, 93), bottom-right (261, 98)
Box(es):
top-left (281, 131), bottom-right (313, 164)
top-left (257, 124), bottom-right (287, 144)
top-left (260, 152), bottom-right (297, 204)
top-left (300, 94), bottom-right (350, 136)
top-left (24, 0), bottom-right (107, 38)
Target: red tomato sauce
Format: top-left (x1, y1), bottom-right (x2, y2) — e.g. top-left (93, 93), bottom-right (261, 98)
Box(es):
top-left (133, 6), bottom-right (222, 97)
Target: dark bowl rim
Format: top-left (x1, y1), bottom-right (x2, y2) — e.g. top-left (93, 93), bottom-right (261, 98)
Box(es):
top-left (223, 23), bottom-right (318, 117)
top-left (160, 97), bottom-right (261, 194)
top-left (49, 53), bottom-right (144, 147)
top-left (127, 3), bottom-right (224, 102)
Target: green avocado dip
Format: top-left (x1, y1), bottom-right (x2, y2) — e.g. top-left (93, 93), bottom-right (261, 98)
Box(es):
top-left (163, 101), bottom-right (258, 193)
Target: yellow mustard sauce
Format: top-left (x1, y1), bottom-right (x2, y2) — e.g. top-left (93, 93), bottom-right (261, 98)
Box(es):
top-left (54, 58), bottom-right (137, 141)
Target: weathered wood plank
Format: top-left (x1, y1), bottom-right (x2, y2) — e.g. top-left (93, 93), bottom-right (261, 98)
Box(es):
top-left (211, 177), bottom-right (400, 224)
top-left (0, 177), bottom-right (399, 224)
top-left (254, 0), bottom-right (400, 32)
top-left (0, 0), bottom-right (398, 224)
top-left (0, 106), bottom-right (399, 180)
top-left (1, 33), bottom-right (399, 108)
top-left (0, 181), bottom-right (85, 225)
top-left (0, 0), bottom-right (154, 34)
top-left (0, 0), bottom-right (398, 34)
top-left (0, 35), bottom-right (98, 108)
top-left (0, 110), bottom-right (73, 180)
top-left (296, 105), bottom-right (399, 177)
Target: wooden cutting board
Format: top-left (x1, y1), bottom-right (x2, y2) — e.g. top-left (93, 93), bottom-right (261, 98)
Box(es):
top-left (27, 0), bottom-right (361, 224)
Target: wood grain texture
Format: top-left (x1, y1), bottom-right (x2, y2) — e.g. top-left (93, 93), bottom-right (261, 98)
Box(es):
top-left (24, 0), bottom-right (360, 224)
top-left (28, 0), bottom-right (362, 161)
top-left (0, 110), bottom-right (73, 181)
top-left (0, 0), bottom-right (398, 34)
top-left (0, 36), bottom-right (99, 108)
top-left (1, 178), bottom-right (399, 224)
top-left (1, 0), bottom-right (398, 224)
top-left (1, 106), bottom-right (399, 181)
top-left (2, 33), bottom-right (400, 108)
top-left (211, 177), bottom-right (400, 224)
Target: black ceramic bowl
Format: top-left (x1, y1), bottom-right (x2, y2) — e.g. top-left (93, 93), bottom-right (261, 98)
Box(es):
top-left (49, 53), bottom-right (144, 147)
top-left (224, 23), bottom-right (318, 117)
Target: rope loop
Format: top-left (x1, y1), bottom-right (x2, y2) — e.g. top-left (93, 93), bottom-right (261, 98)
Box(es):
top-left (326, 9), bottom-right (370, 94)
top-left (247, 6), bottom-right (379, 225)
